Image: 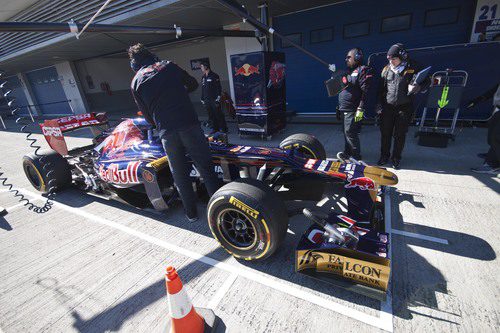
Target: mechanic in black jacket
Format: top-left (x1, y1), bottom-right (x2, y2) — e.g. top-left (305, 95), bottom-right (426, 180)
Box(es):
top-left (337, 47), bottom-right (373, 161)
top-left (128, 43), bottom-right (220, 222)
top-left (376, 43), bottom-right (429, 169)
top-left (200, 62), bottom-right (228, 133)
top-left (469, 84), bottom-right (500, 175)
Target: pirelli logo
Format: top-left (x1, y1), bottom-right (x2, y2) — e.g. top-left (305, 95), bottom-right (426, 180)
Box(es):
top-left (229, 196), bottom-right (259, 219)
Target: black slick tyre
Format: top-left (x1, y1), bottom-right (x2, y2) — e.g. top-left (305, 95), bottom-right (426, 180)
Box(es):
top-left (207, 178), bottom-right (288, 261)
top-left (22, 149), bottom-right (72, 194)
top-left (279, 133), bottom-right (326, 160)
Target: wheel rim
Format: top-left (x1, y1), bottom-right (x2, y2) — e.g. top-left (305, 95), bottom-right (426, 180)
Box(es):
top-left (25, 162), bottom-right (42, 190)
top-left (217, 208), bottom-right (257, 250)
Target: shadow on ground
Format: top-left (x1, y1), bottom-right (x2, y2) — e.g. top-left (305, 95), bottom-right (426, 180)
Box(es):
top-left (390, 189), bottom-right (495, 324)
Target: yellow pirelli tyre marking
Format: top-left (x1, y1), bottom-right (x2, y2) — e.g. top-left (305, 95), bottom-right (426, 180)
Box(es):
top-left (300, 145), bottom-right (316, 159)
top-left (207, 195), bottom-right (225, 241)
top-left (26, 160), bottom-right (46, 192)
top-left (254, 218), bottom-right (271, 260)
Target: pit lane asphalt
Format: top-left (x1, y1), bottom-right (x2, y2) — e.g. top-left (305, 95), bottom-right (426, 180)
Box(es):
top-left (0, 121), bottom-right (498, 333)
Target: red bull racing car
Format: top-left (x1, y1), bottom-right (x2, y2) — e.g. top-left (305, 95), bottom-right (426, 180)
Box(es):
top-left (23, 113), bottom-right (398, 295)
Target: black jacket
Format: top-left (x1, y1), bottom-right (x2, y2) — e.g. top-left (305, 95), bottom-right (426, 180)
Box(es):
top-left (378, 61), bottom-right (430, 107)
top-left (201, 71), bottom-right (222, 102)
top-left (131, 61), bottom-right (199, 137)
top-left (338, 65), bottom-right (373, 112)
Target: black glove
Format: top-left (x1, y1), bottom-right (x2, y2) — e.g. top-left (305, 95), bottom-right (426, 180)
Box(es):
top-left (336, 105), bottom-right (341, 121)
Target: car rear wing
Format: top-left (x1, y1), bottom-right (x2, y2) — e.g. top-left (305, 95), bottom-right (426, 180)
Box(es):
top-left (39, 113), bottom-right (108, 155)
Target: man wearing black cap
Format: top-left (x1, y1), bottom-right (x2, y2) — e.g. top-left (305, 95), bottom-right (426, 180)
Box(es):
top-left (377, 43), bottom-right (428, 169)
top-left (200, 62), bottom-right (228, 134)
top-left (128, 43), bottom-right (221, 222)
top-left (337, 47), bottom-right (373, 161)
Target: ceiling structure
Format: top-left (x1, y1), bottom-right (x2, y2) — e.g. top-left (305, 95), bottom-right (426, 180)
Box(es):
top-left (0, 0), bottom-right (347, 73)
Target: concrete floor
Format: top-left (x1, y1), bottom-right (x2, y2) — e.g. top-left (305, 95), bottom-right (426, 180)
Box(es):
top-left (0, 118), bottom-right (498, 333)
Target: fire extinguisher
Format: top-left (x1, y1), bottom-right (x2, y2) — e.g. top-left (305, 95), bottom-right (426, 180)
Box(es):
top-left (100, 82), bottom-right (112, 96)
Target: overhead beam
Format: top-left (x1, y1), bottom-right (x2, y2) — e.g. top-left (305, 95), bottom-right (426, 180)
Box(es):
top-left (0, 21), bottom-right (257, 38)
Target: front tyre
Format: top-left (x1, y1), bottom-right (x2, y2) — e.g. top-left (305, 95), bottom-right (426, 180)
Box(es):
top-left (207, 178), bottom-right (288, 261)
top-left (279, 133), bottom-right (326, 160)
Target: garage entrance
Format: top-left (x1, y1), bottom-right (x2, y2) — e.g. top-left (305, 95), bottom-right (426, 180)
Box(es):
top-left (26, 66), bottom-right (72, 115)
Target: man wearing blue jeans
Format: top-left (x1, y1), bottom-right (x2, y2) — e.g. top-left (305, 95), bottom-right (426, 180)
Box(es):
top-left (128, 43), bottom-right (220, 221)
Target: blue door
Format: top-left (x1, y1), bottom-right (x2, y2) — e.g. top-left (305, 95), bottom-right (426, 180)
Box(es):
top-left (26, 67), bottom-right (72, 115)
top-left (3, 76), bottom-right (30, 116)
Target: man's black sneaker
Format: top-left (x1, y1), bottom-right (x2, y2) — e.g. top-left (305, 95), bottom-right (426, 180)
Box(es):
top-left (377, 157), bottom-right (389, 166)
top-left (186, 209), bottom-right (199, 222)
top-left (336, 152), bottom-right (349, 161)
top-left (471, 163), bottom-right (499, 175)
top-left (392, 159), bottom-right (401, 170)
top-left (186, 214), bottom-right (199, 222)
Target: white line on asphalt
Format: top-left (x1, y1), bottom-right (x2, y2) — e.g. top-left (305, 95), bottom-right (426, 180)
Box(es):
top-left (6, 202), bottom-right (31, 212)
top-left (391, 229), bottom-right (448, 245)
top-left (379, 188), bottom-right (394, 333)
top-left (207, 273), bottom-right (238, 310)
top-left (20, 188), bottom-right (391, 331)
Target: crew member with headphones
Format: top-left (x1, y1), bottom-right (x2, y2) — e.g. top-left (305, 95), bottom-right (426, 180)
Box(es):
top-left (376, 43), bottom-right (429, 169)
top-left (337, 47), bottom-right (373, 161)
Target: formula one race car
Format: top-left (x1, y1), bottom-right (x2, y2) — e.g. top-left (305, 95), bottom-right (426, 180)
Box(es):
top-left (23, 113), bottom-right (397, 294)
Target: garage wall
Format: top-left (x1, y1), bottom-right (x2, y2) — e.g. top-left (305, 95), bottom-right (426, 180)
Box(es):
top-left (74, 57), bottom-right (135, 114)
top-left (74, 37), bottom-right (230, 116)
top-left (273, 0), bottom-right (476, 114)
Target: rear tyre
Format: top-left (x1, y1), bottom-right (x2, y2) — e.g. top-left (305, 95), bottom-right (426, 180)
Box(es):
top-left (22, 149), bottom-right (72, 194)
top-left (207, 178), bottom-right (289, 261)
top-left (279, 133), bottom-right (326, 159)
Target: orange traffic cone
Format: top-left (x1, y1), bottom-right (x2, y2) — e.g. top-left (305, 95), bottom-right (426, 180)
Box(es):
top-left (165, 266), bottom-right (221, 333)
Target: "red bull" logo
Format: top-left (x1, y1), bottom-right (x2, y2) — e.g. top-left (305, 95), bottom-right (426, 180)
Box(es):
top-left (268, 61), bottom-right (285, 88)
top-left (99, 161), bottom-right (141, 184)
top-left (345, 177), bottom-right (376, 190)
top-left (234, 64), bottom-right (260, 77)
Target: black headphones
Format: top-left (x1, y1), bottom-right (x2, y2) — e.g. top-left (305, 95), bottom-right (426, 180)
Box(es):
top-left (352, 47), bottom-right (364, 63)
top-left (130, 56), bottom-right (161, 72)
top-left (394, 43), bottom-right (408, 61)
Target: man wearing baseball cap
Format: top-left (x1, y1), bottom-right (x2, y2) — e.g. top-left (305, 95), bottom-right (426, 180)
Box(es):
top-left (376, 43), bottom-right (429, 169)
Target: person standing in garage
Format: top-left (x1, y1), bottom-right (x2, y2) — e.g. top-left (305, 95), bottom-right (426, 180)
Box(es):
top-left (337, 47), bottom-right (373, 161)
top-left (376, 43), bottom-right (429, 170)
top-left (200, 62), bottom-right (228, 134)
top-left (128, 43), bottom-right (220, 222)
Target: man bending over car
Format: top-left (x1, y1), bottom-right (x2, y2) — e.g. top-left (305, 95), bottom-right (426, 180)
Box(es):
top-left (128, 43), bottom-right (221, 222)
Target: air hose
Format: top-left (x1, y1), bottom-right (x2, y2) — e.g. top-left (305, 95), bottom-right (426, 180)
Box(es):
top-left (0, 70), bottom-right (55, 213)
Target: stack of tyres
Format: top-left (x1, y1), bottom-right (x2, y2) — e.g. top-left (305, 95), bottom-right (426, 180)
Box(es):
top-left (230, 51), bottom-right (286, 138)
